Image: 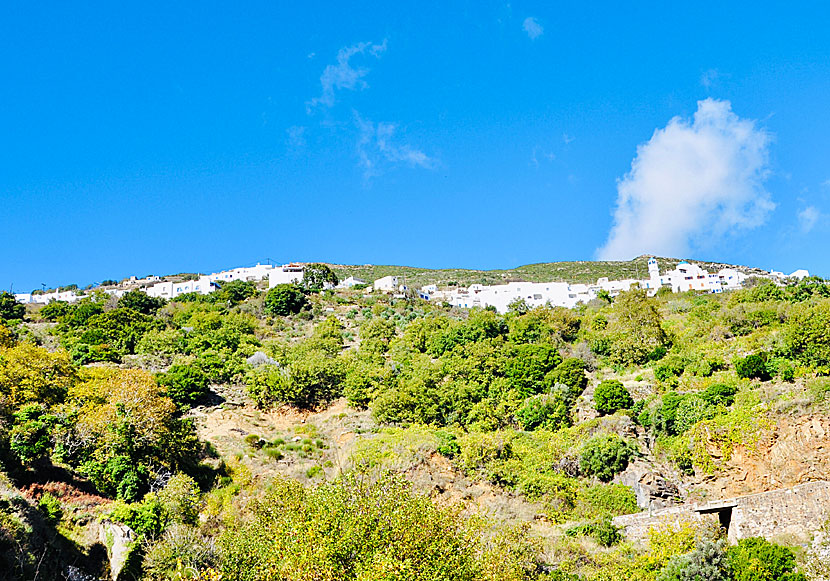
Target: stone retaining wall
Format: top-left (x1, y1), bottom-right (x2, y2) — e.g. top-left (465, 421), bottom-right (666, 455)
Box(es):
top-left (613, 480), bottom-right (830, 546)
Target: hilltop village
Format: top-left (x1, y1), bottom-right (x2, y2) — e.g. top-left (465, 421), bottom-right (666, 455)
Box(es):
top-left (13, 258), bottom-right (810, 312)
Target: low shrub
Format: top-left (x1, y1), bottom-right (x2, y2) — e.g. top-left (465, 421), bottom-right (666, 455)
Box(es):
top-left (579, 434), bottom-right (633, 482)
top-left (594, 380), bottom-right (634, 415)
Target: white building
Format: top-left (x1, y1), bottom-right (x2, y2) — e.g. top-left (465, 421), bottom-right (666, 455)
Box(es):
top-left (14, 290), bottom-right (85, 304)
top-left (209, 263), bottom-right (276, 284)
top-left (338, 276), bottom-right (367, 288)
top-left (145, 275), bottom-right (214, 299)
top-left (373, 276), bottom-right (400, 292)
top-left (445, 281), bottom-right (593, 312)
top-left (268, 264), bottom-right (304, 288)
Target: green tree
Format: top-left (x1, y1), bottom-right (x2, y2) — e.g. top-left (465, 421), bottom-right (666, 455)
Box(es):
top-left (515, 393), bottom-right (570, 431)
top-left (264, 284), bottom-right (307, 316)
top-left (546, 358), bottom-right (588, 402)
top-left (158, 365), bottom-right (210, 408)
top-left (593, 380), bottom-right (634, 415)
top-left (0, 343), bottom-right (76, 406)
top-left (213, 280), bottom-right (257, 306)
top-left (727, 537), bottom-right (806, 581)
top-left (579, 434), bottom-right (633, 482)
top-left (734, 353), bottom-right (771, 381)
top-left (9, 404), bottom-right (57, 465)
top-left (302, 263), bottom-right (339, 292)
top-left (39, 300), bottom-right (71, 321)
top-left (608, 288), bottom-right (669, 365)
top-left (786, 300), bottom-right (830, 370)
top-left (118, 289), bottom-right (166, 315)
top-left (0, 291), bottom-right (24, 321)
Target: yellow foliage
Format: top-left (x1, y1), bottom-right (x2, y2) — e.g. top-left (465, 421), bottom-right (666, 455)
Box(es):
top-left (0, 325), bottom-right (14, 348)
top-left (645, 518), bottom-right (699, 569)
top-left (0, 342), bottom-right (76, 406)
top-left (70, 367), bottom-right (176, 448)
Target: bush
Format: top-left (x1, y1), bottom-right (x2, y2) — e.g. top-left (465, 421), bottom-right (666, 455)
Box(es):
top-left (700, 384), bottom-right (738, 407)
top-left (727, 537), bottom-right (806, 581)
top-left (546, 358), bottom-right (588, 401)
top-left (657, 539), bottom-right (730, 581)
top-left (515, 394), bottom-right (571, 431)
top-left (118, 290), bottom-right (166, 315)
top-left (263, 284), bottom-right (307, 317)
top-left (593, 380), bottom-right (634, 415)
top-left (734, 353), bottom-right (771, 381)
top-left (785, 300), bottom-right (830, 369)
top-left (579, 434), bottom-right (633, 482)
top-left (0, 291), bottom-right (24, 321)
top-left (246, 351), bottom-right (346, 409)
top-left (218, 474), bottom-right (542, 581)
top-left (673, 395), bottom-right (714, 434)
top-left (158, 365), bottom-right (209, 408)
top-left (37, 493), bottom-right (63, 524)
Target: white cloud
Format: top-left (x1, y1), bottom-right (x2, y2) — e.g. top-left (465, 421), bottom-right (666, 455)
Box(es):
top-left (307, 40), bottom-right (387, 112)
top-left (798, 206), bottom-right (820, 233)
top-left (286, 125), bottom-right (306, 148)
top-left (598, 99), bottom-right (774, 260)
top-left (354, 112), bottom-right (435, 179)
top-left (523, 17), bottom-right (543, 39)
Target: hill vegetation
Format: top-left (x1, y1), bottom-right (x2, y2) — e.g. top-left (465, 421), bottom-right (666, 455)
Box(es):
top-left (328, 255), bottom-right (767, 287)
top-left (0, 266), bottom-right (828, 579)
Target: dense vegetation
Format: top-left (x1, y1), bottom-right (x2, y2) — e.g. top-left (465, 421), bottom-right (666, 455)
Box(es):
top-left (0, 271), bottom-right (827, 579)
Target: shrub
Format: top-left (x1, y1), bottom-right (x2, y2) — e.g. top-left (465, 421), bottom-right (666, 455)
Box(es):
top-left (109, 496), bottom-right (168, 538)
top-left (785, 300), bottom-right (830, 369)
top-left (0, 291), bottom-right (24, 321)
top-left (158, 365), bottom-right (209, 408)
top-left (143, 523), bottom-right (218, 581)
top-left (246, 351), bottom-right (346, 409)
top-left (263, 284), bottom-right (307, 317)
top-left (657, 539), bottom-right (730, 581)
top-left (156, 474), bottom-right (201, 526)
top-left (727, 537), bottom-right (806, 581)
top-left (674, 395), bottom-right (714, 434)
top-left (218, 474), bottom-right (542, 581)
top-left (579, 434), bottom-right (633, 482)
top-left (37, 493), bottom-right (63, 525)
top-left (546, 358), bottom-right (588, 401)
top-left (593, 517), bottom-right (623, 547)
top-left (593, 380), bottom-right (634, 415)
top-left (700, 384), bottom-right (737, 407)
top-left (734, 353), bottom-right (771, 381)
top-left (515, 394), bottom-right (571, 431)
top-left (436, 431), bottom-right (461, 458)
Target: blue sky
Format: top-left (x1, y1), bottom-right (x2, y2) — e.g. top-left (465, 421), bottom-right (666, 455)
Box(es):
top-left (2, 2), bottom-right (830, 291)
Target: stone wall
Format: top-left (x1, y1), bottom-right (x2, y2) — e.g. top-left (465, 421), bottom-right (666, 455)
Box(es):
top-left (613, 480), bottom-right (830, 547)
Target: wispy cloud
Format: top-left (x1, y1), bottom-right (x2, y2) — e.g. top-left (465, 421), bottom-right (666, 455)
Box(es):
top-left (354, 112), bottom-right (435, 179)
top-left (523, 17), bottom-right (544, 39)
top-left (798, 206), bottom-right (821, 233)
top-left (306, 40), bottom-right (387, 112)
top-left (562, 133), bottom-right (574, 145)
top-left (598, 99), bottom-right (774, 260)
top-left (530, 147), bottom-right (555, 167)
top-left (286, 125), bottom-right (306, 149)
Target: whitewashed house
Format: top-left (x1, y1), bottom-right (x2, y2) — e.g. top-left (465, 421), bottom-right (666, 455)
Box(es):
top-left (268, 264), bottom-right (304, 288)
top-left (338, 276), bottom-right (367, 288)
top-left (373, 276), bottom-right (400, 292)
top-left (146, 275), bottom-right (213, 299)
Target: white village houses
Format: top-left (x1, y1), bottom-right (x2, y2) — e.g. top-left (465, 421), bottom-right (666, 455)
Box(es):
top-left (14, 258), bottom-right (811, 310)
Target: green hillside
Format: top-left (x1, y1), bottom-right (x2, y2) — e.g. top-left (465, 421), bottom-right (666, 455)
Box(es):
top-left (329, 255), bottom-right (767, 287)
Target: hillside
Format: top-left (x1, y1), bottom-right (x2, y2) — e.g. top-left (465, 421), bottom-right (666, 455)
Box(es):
top-left (328, 255), bottom-right (768, 287)
top-left (0, 272), bottom-right (829, 580)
